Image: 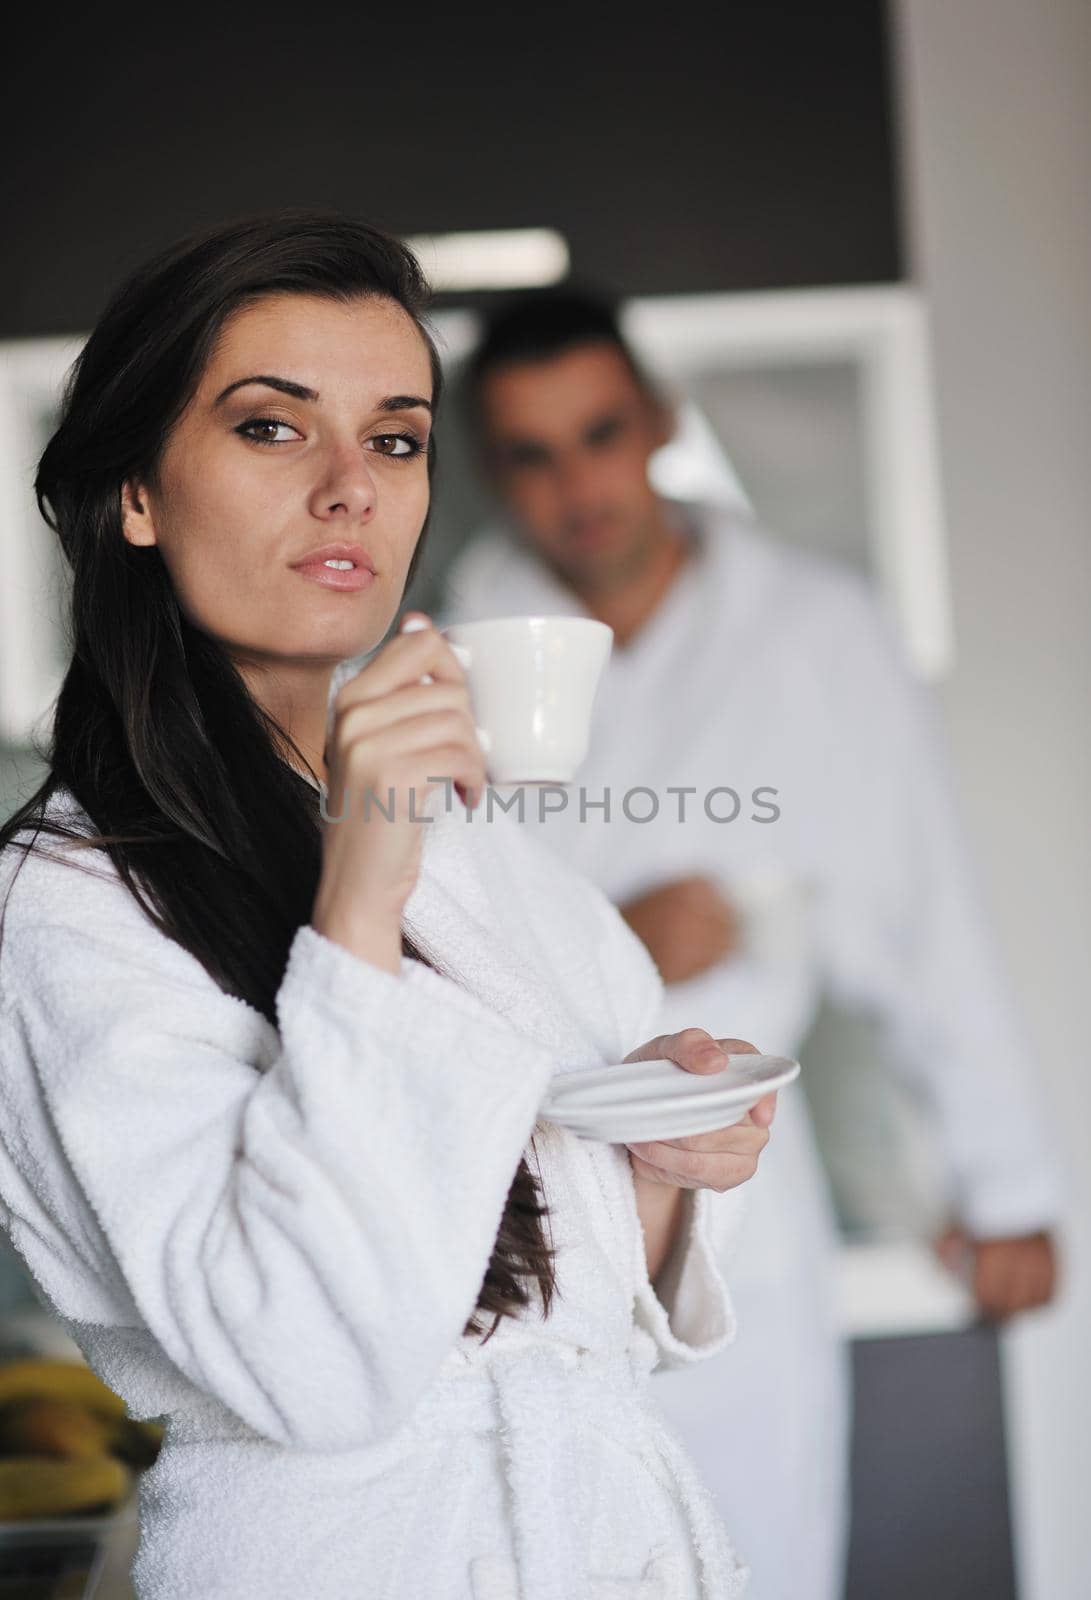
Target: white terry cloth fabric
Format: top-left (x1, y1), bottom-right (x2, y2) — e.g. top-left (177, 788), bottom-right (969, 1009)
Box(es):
top-left (441, 504), bottom-right (1061, 1600)
top-left (0, 774), bottom-right (751, 1600)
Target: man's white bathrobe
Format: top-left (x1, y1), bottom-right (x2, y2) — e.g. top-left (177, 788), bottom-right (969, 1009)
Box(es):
top-left (441, 504), bottom-right (1060, 1600)
top-left (0, 783), bottom-right (753, 1600)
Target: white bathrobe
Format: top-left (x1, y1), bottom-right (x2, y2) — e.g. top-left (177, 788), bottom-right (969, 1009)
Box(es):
top-left (441, 503), bottom-right (1060, 1600)
top-left (0, 781), bottom-right (753, 1600)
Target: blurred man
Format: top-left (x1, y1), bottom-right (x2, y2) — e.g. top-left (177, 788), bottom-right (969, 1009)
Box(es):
top-left (440, 290), bottom-right (1059, 1600)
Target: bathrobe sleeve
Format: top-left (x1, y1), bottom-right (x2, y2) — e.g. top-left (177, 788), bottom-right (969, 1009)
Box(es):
top-left (814, 578), bottom-right (1061, 1238)
top-left (632, 1186), bottom-right (739, 1368)
top-left (589, 889), bottom-right (740, 1368)
top-left (0, 844), bottom-right (557, 1453)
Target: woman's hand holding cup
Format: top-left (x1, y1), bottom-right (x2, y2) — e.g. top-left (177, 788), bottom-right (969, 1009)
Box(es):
top-left (310, 612), bottom-right (488, 974)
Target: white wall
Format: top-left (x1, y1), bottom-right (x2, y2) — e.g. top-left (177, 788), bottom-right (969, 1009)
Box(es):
top-left (893, 3), bottom-right (1091, 1595)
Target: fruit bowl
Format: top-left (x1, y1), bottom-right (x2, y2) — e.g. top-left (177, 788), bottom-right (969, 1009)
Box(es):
top-left (0, 1351), bottom-right (157, 1594)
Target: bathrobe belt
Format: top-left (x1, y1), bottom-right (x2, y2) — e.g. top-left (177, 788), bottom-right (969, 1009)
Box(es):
top-left (408, 1329), bottom-right (747, 1600)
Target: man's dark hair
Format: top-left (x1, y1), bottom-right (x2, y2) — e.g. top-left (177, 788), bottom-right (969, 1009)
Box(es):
top-left (466, 286), bottom-right (655, 408)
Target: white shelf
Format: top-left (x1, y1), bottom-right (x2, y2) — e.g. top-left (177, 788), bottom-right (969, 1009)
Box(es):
top-left (836, 1240), bottom-right (977, 1340)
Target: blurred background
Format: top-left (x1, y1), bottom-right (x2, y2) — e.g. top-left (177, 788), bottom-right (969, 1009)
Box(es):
top-left (0, 2), bottom-right (1087, 1596)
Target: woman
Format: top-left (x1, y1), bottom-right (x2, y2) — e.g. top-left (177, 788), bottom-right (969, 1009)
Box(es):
top-left (0, 212), bottom-right (775, 1599)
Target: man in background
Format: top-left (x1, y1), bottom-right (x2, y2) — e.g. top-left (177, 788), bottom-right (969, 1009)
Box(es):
top-left (440, 290), bottom-right (1059, 1600)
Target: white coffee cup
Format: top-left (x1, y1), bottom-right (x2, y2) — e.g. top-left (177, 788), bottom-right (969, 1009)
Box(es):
top-left (440, 615), bottom-right (613, 785)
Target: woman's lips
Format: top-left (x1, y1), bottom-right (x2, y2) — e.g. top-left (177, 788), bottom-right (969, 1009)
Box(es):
top-left (290, 559), bottom-right (377, 592)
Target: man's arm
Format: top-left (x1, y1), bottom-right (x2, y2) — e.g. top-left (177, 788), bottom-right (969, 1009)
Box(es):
top-left (817, 581), bottom-right (1061, 1317)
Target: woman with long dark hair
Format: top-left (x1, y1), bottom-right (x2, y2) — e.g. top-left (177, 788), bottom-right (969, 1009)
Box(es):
top-left (0, 212), bottom-right (775, 1598)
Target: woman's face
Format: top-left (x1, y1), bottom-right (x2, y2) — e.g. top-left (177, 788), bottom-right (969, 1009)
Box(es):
top-left (121, 292), bottom-right (434, 667)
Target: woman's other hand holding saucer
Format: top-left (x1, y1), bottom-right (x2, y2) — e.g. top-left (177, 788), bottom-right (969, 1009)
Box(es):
top-left (622, 1030), bottom-right (777, 1192)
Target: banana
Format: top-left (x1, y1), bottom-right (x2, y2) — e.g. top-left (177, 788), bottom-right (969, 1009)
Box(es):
top-left (0, 1397), bottom-right (114, 1461)
top-left (0, 1455), bottom-right (130, 1521)
top-left (0, 1396), bottom-right (164, 1469)
top-left (0, 1360), bottom-right (128, 1421)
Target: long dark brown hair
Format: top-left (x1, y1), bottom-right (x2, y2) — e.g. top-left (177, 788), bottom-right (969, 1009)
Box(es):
top-left (0, 210), bottom-right (555, 1341)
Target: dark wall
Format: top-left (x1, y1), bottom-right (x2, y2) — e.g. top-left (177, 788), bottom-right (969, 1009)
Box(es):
top-left (1, 4), bottom-right (901, 338)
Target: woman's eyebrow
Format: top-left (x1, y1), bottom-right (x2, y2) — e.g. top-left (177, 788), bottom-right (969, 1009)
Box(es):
top-left (215, 375), bottom-right (317, 406)
top-left (213, 376), bottom-right (431, 414)
top-left (378, 394), bottom-right (433, 415)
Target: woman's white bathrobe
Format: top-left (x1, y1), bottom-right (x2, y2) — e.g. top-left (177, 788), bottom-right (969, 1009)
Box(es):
top-left (0, 784), bottom-right (750, 1600)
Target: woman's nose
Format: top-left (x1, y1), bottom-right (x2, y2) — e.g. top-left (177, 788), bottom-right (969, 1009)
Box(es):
top-left (308, 445), bottom-right (378, 522)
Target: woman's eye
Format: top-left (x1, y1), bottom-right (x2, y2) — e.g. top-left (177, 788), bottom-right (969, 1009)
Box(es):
top-left (236, 418), bottom-right (301, 446)
top-left (370, 433), bottom-right (421, 458)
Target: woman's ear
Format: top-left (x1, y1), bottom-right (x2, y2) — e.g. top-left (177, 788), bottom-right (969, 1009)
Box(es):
top-left (121, 478), bottom-right (158, 548)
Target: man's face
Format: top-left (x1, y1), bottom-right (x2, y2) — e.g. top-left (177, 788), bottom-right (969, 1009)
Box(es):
top-left (476, 341), bottom-right (671, 593)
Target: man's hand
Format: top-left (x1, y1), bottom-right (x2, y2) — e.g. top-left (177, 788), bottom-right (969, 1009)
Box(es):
top-left (619, 875), bottom-right (741, 985)
top-left (935, 1226), bottom-right (1059, 1320)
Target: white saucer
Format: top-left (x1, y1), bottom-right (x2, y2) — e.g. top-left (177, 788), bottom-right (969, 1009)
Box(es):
top-left (540, 1054), bottom-right (800, 1144)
